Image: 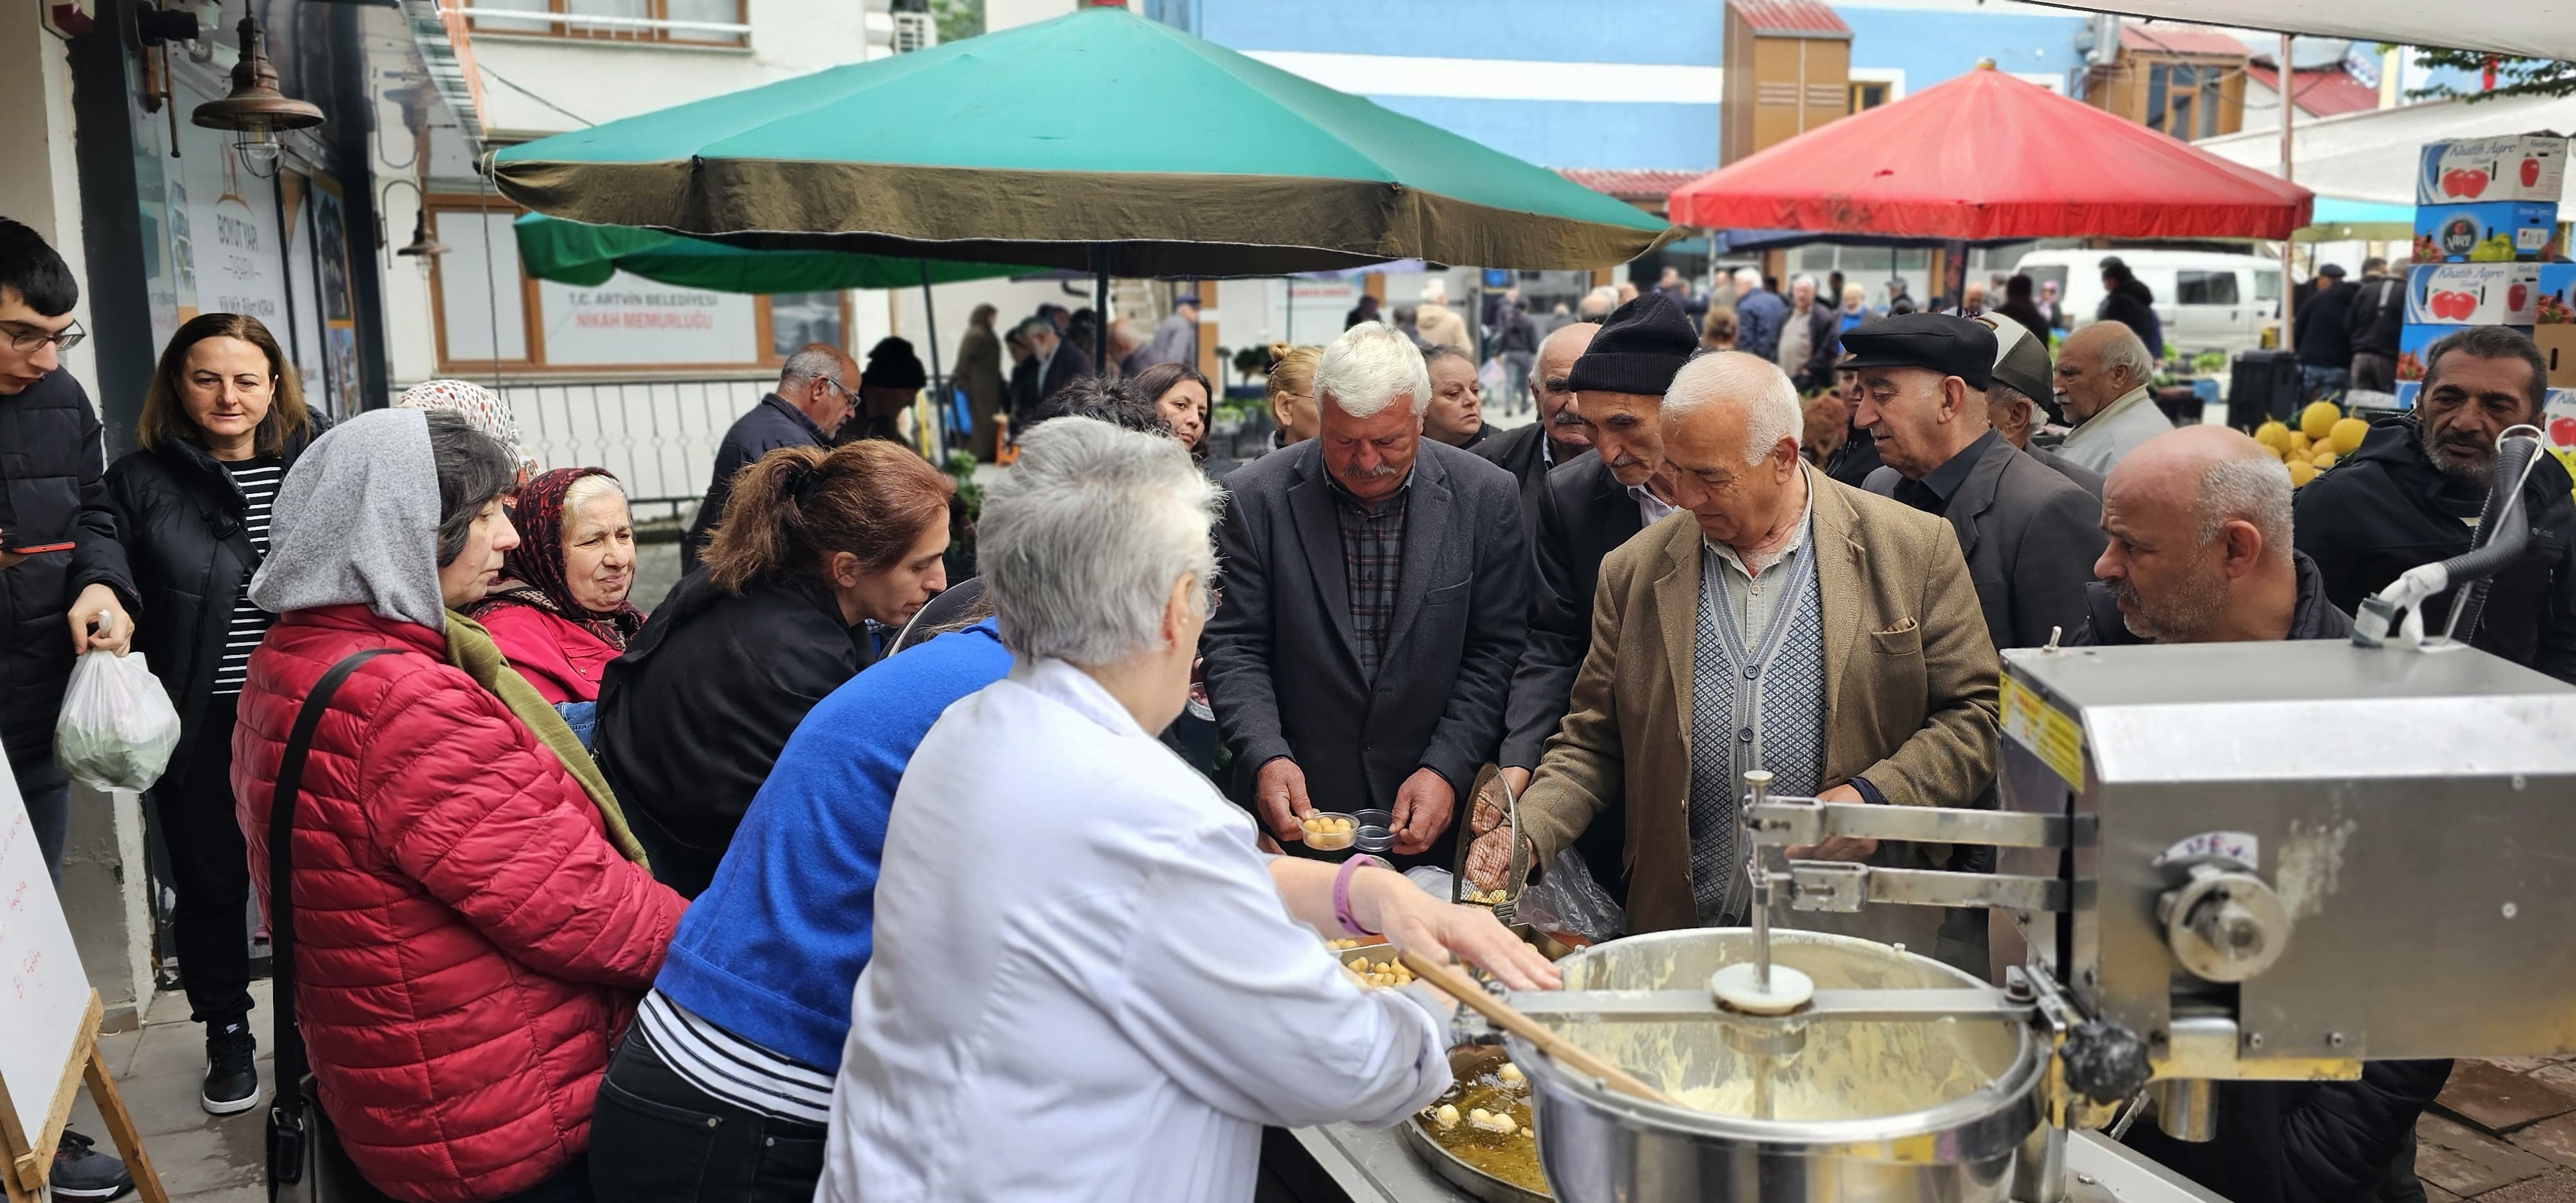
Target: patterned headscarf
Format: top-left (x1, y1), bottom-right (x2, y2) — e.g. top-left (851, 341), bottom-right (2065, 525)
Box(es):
top-left (395, 379), bottom-right (537, 476)
top-left (484, 468), bottom-right (646, 650)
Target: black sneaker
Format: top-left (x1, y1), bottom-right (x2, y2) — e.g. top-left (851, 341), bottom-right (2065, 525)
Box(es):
top-left (202, 1019), bottom-right (264, 1115)
top-left (50, 1129), bottom-right (132, 1200)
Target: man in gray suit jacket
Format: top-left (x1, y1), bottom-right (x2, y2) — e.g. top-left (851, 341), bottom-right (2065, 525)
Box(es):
top-left (1845, 314), bottom-right (2101, 652)
top-left (1202, 323), bottom-right (1530, 869)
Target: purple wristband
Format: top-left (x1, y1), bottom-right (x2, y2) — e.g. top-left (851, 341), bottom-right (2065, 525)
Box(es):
top-left (1334, 855), bottom-right (1387, 937)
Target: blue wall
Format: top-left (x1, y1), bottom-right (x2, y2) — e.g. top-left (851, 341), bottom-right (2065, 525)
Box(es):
top-left (1198, 0), bottom-right (1723, 67)
top-left (1368, 97), bottom-right (1721, 172)
top-left (1839, 6), bottom-right (2088, 95)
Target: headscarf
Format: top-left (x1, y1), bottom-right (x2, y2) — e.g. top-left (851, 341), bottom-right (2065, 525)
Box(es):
top-left (479, 468), bottom-right (647, 650)
top-left (248, 408), bottom-right (446, 630)
top-left (396, 379), bottom-right (536, 476)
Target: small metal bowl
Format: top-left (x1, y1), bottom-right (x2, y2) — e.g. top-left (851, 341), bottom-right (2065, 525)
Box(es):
top-left (1354, 808), bottom-right (1396, 853)
top-left (1300, 810), bottom-right (1359, 851)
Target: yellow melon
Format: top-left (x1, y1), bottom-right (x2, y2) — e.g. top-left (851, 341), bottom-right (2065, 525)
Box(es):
top-left (2329, 416), bottom-right (2368, 455)
top-left (2300, 400), bottom-right (2342, 440)
top-left (2286, 459), bottom-right (2319, 488)
top-left (2311, 450), bottom-right (2337, 470)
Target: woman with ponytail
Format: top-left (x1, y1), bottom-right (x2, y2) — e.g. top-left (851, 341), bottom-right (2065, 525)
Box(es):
top-left (594, 440), bottom-right (952, 897)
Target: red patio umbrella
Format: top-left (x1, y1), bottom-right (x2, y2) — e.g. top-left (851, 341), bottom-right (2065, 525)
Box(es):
top-left (1667, 64), bottom-right (2313, 240)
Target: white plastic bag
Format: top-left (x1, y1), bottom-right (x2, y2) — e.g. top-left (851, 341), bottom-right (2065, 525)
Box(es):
top-left (1515, 844), bottom-right (1626, 946)
top-left (54, 651), bottom-right (182, 792)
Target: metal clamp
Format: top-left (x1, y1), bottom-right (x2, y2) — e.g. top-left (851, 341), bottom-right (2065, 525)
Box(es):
top-left (1786, 862), bottom-right (2071, 913)
top-left (1745, 797), bottom-right (2084, 850)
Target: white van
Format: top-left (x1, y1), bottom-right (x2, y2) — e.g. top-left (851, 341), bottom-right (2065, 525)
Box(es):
top-left (2008, 249), bottom-right (2284, 362)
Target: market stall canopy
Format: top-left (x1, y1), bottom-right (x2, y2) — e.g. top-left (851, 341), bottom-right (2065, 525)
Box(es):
top-left (488, 3), bottom-right (1676, 278)
top-left (2032, 1), bottom-right (2576, 62)
top-left (513, 213), bottom-right (1034, 291)
top-left (1666, 64), bottom-right (2313, 240)
top-left (2196, 91), bottom-right (2576, 207)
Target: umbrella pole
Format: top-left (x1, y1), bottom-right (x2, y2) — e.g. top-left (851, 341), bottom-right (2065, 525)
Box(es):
top-left (1093, 249), bottom-right (1111, 372)
top-left (920, 260), bottom-right (948, 457)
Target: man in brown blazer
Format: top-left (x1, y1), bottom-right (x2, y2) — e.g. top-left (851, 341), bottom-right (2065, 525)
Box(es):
top-left (1477, 351), bottom-right (1999, 962)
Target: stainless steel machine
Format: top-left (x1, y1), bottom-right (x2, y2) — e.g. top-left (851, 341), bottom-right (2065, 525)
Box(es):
top-left (1491, 636), bottom-right (2576, 1202)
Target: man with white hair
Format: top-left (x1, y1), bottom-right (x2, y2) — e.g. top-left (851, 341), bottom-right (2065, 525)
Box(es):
top-left (2053, 319), bottom-right (2171, 475)
top-left (1775, 274), bottom-right (1839, 391)
top-left (2074, 425), bottom-right (2347, 645)
top-left (1730, 267), bottom-right (1788, 363)
top-left (1470, 319), bottom-right (1599, 539)
top-left (1412, 278), bottom-right (1472, 354)
top-left (1108, 317), bottom-right (1153, 378)
top-left (1576, 286), bottom-right (1617, 321)
top-left (683, 346), bottom-right (852, 571)
top-left (1487, 351), bottom-right (1998, 961)
top-left (1203, 322), bottom-right (1529, 869)
top-left (1147, 292), bottom-right (1198, 368)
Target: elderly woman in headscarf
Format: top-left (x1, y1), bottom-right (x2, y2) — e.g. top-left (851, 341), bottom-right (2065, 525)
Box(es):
top-left (466, 468), bottom-right (641, 706)
top-left (817, 417), bottom-right (1558, 1203)
top-left (234, 408), bottom-right (681, 1203)
top-left (395, 378), bottom-right (536, 479)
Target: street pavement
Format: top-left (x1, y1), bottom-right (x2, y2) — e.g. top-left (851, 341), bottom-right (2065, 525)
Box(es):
top-left (78, 976), bottom-right (2576, 1202)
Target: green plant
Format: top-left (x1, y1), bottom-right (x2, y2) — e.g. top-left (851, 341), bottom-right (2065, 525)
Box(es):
top-left (943, 450), bottom-right (983, 522)
top-left (2402, 49), bottom-right (2576, 103)
top-left (1231, 344), bottom-right (1271, 386)
top-left (930, 0), bottom-right (982, 45)
top-left (2192, 350), bottom-right (2228, 375)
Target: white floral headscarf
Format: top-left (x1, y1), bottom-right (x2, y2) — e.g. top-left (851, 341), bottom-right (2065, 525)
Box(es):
top-left (394, 379), bottom-right (537, 476)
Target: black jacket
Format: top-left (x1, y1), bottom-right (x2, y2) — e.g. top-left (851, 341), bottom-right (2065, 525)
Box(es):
top-left (682, 393), bottom-right (828, 573)
top-left (2294, 281), bottom-right (2359, 368)
top-left (1469, 421), bottom-right (1553, 553)
top-left (2070, 550), bottom-right (2353, 645)
top-left (0, 371), bottom-right (138, 768)
top-left (1201, 439), bottom-right (1529, 869)
top-left (104, 422), bottom-right (321, 780)
top-left (2345, 275), bottom-right (2404, 359)
top-left (1788, 303), bottom-right (1841, 392)
top-left (2126, 1059), bottom-right (2452, 1203)
top-left (2294, 417), bottom-right (2576, 683)
top-left (1920, 435), bottom-right (2103, 652)
top-left (1823, 425), bottom-right (1884, 488)
top-left (595, 569), bottom-right (871, 897)
top-left (1495, 452), bottom-right (1648, 902)
top-left (2098, 278), bottom-right (2164, 359)
top-left (1008, 343), bottom-right (1095, 435)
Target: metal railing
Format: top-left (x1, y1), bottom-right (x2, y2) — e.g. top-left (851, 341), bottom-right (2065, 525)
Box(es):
top-left (451, 5), bottom-right (751, 41)
top-left (482, 375), bottom-right (772, 524)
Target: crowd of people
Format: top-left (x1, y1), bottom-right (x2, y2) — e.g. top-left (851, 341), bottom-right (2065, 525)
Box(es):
top-left (5, 204), bottom-right (2569, 1203)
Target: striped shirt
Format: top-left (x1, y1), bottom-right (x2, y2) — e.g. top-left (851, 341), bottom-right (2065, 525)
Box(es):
top-left (633, 990), bottom-right (834, 1127)
top-left (214, 458), bottom-right (283, 696)
top-left (1329, 473), bottom-right (1410, 681)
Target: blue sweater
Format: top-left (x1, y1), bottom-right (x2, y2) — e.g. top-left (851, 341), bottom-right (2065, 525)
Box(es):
top-left (653, 618), bottom-right (1015, 1071)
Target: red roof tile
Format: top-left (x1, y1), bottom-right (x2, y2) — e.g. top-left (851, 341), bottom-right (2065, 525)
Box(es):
top-left (1729, 0), bottom-right (1850, 37)
top-left (2120, 22), bottom-right (2251, 58)
top-left (1555, 168), bottom-right (1709, 203)
top-left (2246, 63), bottom-right (2382, 118)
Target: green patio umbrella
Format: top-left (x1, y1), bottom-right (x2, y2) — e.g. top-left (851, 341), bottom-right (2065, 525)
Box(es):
top-left (512, 213), bottom-right (1034, 292)
top-left (487, 2), bottom-right (1676, 279)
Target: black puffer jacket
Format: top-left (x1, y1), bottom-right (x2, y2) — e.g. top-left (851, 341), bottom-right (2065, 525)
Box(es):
top-left (0, 371), bottom-right (138, 768)
top-left (594, 569), bottom-right (871, 898)
top-left (2295, 416), bottom-right (2576, 683)
top-left (104, 421), bottom-right (321, 782)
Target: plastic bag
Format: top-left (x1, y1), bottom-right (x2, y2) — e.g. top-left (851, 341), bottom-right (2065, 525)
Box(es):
top-left (1515, 844), bottom-right (1626, 946)
top-left (1479, 357), bottom-right (1510, 398)
top-left (54, 650), bottom-right (182, 792)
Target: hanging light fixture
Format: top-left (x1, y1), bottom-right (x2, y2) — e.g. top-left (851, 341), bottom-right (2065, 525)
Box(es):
top-left (191, 1), bottom-right (324, 178)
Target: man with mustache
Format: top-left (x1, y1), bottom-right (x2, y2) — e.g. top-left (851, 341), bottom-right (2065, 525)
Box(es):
top-left (2294, 325), bottom-right (2576, 683)
top-left (2070, 423), bottom-right (2451, 1203)
top-left (1203, 322), bottom-right (1530, 869)
top-left (1486, 294), bottom-right (1696, 904)
top-left (1471, 319), bottom-right (1599, 549)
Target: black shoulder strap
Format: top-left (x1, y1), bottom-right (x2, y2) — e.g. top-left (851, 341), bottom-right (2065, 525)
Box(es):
top-left (267, 649), bottom-right (397, 1117)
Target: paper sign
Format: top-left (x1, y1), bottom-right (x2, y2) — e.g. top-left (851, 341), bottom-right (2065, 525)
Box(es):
top-left (2000, 674), bottom-right (2085, 792)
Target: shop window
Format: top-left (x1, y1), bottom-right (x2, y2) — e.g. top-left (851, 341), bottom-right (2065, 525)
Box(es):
top-left (425, 199), bottom-right (846, 374)
top-left (1850, 81), bottom-right (1888, 113)
top-left (2145, 61), bottom-right (2226, 140)
top-left (467, 0), bottom-right (748, 46)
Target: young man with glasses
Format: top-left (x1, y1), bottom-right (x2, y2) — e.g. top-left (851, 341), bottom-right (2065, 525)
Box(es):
top-left (0, 218), bottom-right (139, 1200)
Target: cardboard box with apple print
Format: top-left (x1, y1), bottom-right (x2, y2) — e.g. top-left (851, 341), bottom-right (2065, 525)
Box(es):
top-left (2413, 201), bottom-right (2561, 263)
top-left (2407, 263), bottom-right (2542, 325)
top-left (2417, 134), bottom-right (2568, 206)
top-left (2537, 265), bottom-right (2576, 389)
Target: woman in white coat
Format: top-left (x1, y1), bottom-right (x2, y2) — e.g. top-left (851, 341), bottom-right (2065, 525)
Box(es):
top-left (819, 416), bottom-right (1558, 1203)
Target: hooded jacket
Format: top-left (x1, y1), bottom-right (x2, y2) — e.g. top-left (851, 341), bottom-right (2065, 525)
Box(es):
top-left (0, 369), bottom-right (138, 768)
top-left (2097, 276), bottom-right (2164, 362)
top-left (2293, 416), bottom-right (2576, 683)
top-left (232, 409), bottom-right (685, 1203)
top-left (106, 419), bottom-right (323, 779)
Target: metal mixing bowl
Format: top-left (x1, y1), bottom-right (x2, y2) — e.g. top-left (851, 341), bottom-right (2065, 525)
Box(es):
top-left (1507, 928), bottom-right (2045, 1203)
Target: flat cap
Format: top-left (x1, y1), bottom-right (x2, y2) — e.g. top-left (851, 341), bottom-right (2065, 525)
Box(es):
top-left (1838, 312), bottom-right (1996, 392)
top-left (1976, 314), bottom-right (2054, 404)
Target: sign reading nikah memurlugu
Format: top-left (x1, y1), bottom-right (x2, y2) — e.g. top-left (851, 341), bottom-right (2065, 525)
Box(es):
top-left (538, 274), bottom-right (758, 366)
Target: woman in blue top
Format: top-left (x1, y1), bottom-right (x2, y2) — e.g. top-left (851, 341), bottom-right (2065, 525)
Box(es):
top-left (587, 611), bottom-right (1014, 1203)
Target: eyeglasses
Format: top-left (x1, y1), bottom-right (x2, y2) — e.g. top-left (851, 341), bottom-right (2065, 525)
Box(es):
top-left (3, 319), bottom-right (85, 354)
top-left (815, 377), bottom-right (853, 406)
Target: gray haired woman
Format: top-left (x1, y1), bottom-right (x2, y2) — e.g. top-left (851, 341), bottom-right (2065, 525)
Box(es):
top-left (817, 417), bottom-right (1557, 1203)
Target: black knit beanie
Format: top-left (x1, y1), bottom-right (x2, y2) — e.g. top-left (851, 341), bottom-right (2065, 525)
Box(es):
top-left (1566, 290), bottom-right (1698, 396)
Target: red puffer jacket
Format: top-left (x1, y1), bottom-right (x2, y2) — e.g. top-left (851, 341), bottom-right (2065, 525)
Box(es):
top-left (234, 604), bottom-right (687, 1203)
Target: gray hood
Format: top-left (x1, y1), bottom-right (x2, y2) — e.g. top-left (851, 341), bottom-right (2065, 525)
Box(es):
top-left (247, 408), bottom-right (446, 630)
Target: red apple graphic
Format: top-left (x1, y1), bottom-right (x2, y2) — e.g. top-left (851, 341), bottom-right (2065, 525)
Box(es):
top-left (2552, 416), bottom-right (2576, 448)
top-left (2464, 170), bottom-right (2489, 198)
top-left (2524, 158), bottom-right (2543, 188)
top-left (2512, 283), bottom-right (2531, 313)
